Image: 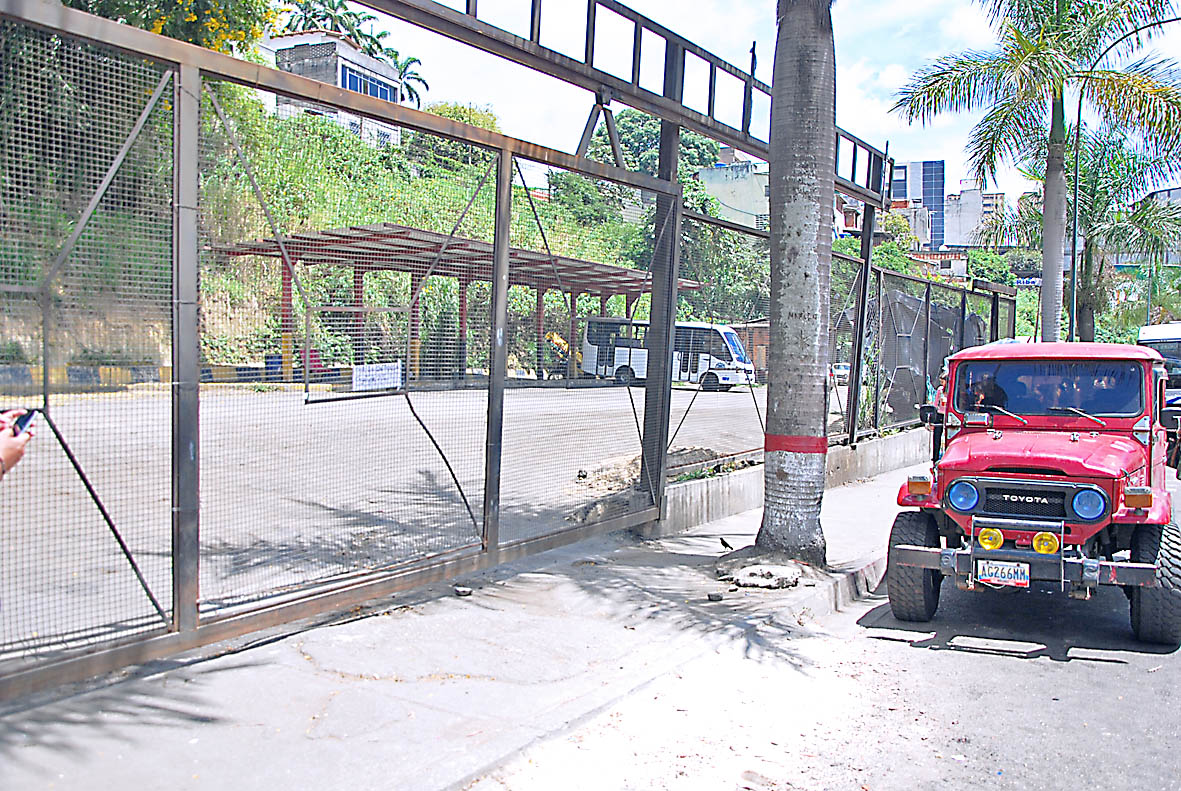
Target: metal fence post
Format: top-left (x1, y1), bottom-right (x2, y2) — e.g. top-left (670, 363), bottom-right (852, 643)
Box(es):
top-left (989, 291), bottom-right (1000, 342)
top-left (639, 40), bottom-right (683, 513)
top-left (921, 282), bottom-right (932, 385)
top-left (845, 203), bottom-right (875, 446)
top-left (172, 63), bottom-right (201, 632)
top-left (958, 290), bottom-right (968, 350)
top-left (482, 147), bottom-right (513, 554)
top-left (872, 269), bottom-right (882, 433)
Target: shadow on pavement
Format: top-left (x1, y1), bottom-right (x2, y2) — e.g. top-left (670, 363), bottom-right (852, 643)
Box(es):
top-left (857, 579), bottom-right (1178, 663)
top-left (0, 657), bottom-right (260, 769)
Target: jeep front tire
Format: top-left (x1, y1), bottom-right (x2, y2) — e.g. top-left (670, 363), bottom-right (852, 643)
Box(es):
top-left (887, 511), bottom-right (943, 622)
top-left (1130, 523), bottom-right (1181, 647)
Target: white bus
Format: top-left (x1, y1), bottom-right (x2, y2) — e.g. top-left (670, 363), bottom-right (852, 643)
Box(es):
top-left (581, 317), bottom-right (755, 391)
top-left (1139, 323), bottom-right (1181, 405)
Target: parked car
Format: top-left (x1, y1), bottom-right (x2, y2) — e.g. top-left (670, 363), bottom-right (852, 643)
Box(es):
top-left (889, 342), bottom-right (1181, 645)
top-left (830, 362), bottom-right (850, 385)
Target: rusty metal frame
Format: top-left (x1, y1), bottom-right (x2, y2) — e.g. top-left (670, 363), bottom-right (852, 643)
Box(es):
top-left (356, 0), bottom-right (891, 207)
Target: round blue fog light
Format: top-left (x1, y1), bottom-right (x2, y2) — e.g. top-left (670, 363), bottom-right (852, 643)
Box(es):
top-left (1072, 489), bottom-right (1107, 521)
top-left (947, 480), bottom-right (980, 512)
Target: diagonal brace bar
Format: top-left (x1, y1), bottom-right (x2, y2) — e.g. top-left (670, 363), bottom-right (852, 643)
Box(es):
top-left (38, 70), bottom-right (174, 292)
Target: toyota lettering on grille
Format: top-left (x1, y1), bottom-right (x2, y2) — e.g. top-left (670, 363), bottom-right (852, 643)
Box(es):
top-left (1000, 494), bottom-right (1052, 505)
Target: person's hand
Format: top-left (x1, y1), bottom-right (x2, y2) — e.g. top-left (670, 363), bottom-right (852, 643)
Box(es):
top-left (0, 410), bottom-right (34, 478)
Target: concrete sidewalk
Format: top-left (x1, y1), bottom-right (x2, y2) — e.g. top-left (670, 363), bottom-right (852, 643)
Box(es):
top-left (0, 462), bottom-right (924, 791)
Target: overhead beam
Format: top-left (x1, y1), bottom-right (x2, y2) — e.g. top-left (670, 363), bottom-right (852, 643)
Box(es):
top-left (357, 0), bottom-right (890, 206)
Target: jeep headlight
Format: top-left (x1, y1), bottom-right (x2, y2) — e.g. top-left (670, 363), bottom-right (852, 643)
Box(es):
top-left (1071, 489), bottom-right (1107, 521)
top-left (947, 480), bottom-right (979, 512)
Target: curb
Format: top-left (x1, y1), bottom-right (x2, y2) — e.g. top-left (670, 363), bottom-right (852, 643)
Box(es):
top-left (788, 553), bottom-right (887, 625)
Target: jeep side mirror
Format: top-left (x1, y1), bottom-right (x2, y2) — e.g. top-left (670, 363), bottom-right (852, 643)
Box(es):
top-left (1162, 406), bottom-right (1181, 431)
top-left (919, 404), bottom-right (943, 426)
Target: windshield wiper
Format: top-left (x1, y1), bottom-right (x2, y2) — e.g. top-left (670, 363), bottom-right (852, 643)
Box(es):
top-left (1049, 406), bottom-right (1107, 427)
top-left (982, 404), bottom-right (1029, 425)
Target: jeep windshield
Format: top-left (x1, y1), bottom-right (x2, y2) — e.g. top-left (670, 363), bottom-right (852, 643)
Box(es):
top-left (953, 360), bottom-right (1144, 417)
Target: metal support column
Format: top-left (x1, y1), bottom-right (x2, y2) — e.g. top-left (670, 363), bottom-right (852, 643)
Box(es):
top-left (482, 148), bottom-right (513, 553)
top-left (958, 291), bottom-right (968, 350)
top-left (171, 63), bottom-right (201, 633)
top-left (872, 269), bottom-right (882, 432)
top-left (845, 204), bottom-right (876, 446)
top-left (921, 282), bottom-right (932, 383)
top-left (353, 267), bottom-right (365, 364)
top-left (457, 276), bottom-right (468, 381)
top-left (536, 286), bottom-right (545, 380)
top-left (567, 290), bottom-right (580, 382)
top-left (410, 272), bottom-right (423, 381)
top-left (639, 41), bottom-right (684, 510)
top-left (989, 292), bottom-right (1000, 342)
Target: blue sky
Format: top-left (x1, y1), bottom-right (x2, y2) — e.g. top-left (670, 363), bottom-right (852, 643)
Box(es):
top-left (366, 0), bottom-right (1181, 206)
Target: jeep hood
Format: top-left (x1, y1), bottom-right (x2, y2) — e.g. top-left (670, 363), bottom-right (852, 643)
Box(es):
top-left (938, 429), bottom-right (1146, 479)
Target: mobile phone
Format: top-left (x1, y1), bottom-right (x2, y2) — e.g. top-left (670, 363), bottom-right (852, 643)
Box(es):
top-left (12, 409), bottom-right (36, 436)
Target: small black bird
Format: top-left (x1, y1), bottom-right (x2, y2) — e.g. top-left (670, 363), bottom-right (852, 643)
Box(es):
top-left (720, 537), bottom-right (734, 551)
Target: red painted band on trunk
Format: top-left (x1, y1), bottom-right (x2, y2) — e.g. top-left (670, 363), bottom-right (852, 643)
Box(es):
top-left (765, 434), bottom-right (828, 454)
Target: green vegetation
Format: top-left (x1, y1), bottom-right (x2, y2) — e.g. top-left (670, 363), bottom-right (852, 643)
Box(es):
top-left (63, 0), bottom-right (275, 52)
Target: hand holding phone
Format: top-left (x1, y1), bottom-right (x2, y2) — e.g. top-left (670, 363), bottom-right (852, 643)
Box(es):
top-left (0, 408), bottom-right (35, 478)
top-left (11, 409), bottom-right (36, 436)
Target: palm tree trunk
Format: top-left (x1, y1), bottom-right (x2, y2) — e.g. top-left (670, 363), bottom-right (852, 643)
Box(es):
top-left (755, 0), bottom-right (834, 567)
top-left (1041, 90), bottom-right (1067, 342)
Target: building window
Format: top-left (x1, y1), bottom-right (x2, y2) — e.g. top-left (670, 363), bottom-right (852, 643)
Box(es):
top-left (756, 214), bottom-right (769, 231)
top-left (341, 65), bottom-right (395, 102)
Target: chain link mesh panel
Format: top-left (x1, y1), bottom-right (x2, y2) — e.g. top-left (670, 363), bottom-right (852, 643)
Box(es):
top-left (0, 22), bottom-right (174, 666)
top-left (828, 254), bottom-right (860, 439)
top-left (965, 292), bottom-right (993, 349)
top-left (878, 273), bottom-right (930, 430)
top-left (197, 83), bottom-right (491, 613)
top-left (658, 217), bottom-right (768, 474)
top-left (497, 159), bottom-right (671, 544)
top-left (997, 295), bottom-right (1016, 339)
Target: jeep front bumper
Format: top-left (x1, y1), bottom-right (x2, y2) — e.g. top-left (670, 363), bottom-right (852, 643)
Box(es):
top-left (892, 545), bottom-right (1159, 589)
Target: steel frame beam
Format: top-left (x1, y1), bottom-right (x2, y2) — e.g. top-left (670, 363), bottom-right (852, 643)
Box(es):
top-left (356, 0), bottom-right (891, 207)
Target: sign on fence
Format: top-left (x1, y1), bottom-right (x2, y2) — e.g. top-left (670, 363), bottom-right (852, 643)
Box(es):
top-left (352, 361), bottom-right (404, 391)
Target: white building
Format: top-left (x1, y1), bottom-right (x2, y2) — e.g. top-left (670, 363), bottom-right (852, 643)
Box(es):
top-left (944, 181), bottom-right (1005, 247)
top-left (696, 149), bottom-right (770, 230)
top-left (258, 30), bottom-right (402, 147)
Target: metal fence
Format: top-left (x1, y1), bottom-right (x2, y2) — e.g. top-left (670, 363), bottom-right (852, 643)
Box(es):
top-left (672, 217), bottom-right (1018, 456)
top-left (0, 0), bottom-right (909, 696)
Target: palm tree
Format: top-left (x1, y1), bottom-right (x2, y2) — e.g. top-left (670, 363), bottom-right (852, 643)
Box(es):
top-left (977, 125), bottom-right (1181, 338)
top-left (752, 0), bottom-right (835, 568)
top-left (893, 0), bottom-right (1181, 342)
top-left (384, 50), bottom-right (430, 107)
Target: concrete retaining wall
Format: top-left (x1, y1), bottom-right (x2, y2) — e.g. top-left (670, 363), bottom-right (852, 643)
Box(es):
top-left (647, 428), bottom-right (930, 538)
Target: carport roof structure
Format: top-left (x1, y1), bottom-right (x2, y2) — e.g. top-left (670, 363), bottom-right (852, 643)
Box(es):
top-left (214, 221), bottom-right (701, 297)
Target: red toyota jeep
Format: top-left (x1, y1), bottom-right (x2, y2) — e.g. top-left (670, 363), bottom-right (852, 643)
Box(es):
top-left (888, 342), bottom-right (1181, 645)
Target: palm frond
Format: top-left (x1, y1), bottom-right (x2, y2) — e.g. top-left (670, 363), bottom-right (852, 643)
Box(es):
top-left (966, 93), bottom-right (1046, 186)
top-left (1082, 56), bottom-right (1181, 163)
top-left (891, 49), bottom-right (1010, 122)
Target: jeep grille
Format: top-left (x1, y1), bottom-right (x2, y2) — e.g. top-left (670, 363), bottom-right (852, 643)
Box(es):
top-left (982, 488), bottom-right (1068, 519)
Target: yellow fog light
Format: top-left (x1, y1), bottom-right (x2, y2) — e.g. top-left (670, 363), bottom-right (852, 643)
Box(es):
top-left (1033, 532), bottom-right (1061, 555)
top-left (907, 474), bottom-right (932, 496)
top-left (1125, 486), bottom-right (1153, 509)
top-left (978, 528), bottom-right (1004, 550)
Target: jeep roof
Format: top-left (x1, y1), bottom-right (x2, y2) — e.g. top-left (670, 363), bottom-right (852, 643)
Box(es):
top-left (951, 341), bottom-right (1163, 362)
